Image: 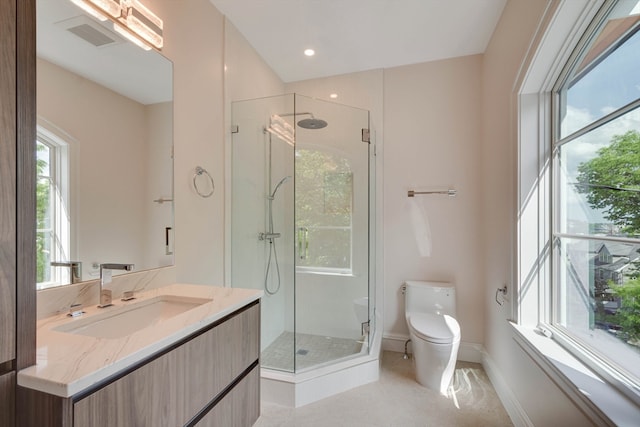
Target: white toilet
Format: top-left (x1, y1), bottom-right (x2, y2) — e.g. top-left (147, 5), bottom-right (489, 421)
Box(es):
top-left (404, 280), bottom-right (461, 394)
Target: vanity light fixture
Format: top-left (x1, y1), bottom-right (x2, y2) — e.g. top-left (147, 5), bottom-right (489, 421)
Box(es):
top-left (70, 0), bottom-right (122, 20)
top-left (122, 0), bottom-right (164, 50)
top-left (68, 0), bottom-right (163, 50)
top-left (68, 0), bottom-right (109, 21)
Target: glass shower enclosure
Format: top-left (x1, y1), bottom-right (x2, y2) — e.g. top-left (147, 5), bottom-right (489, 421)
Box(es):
top-left (231, 93), bottom-right (374, 373)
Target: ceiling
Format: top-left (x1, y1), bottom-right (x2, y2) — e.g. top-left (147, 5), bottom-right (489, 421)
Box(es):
top-left (210, 0), bottom-right (508, 83)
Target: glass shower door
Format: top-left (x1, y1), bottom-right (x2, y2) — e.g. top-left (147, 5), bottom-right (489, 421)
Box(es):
top-left (293, 94), bottom-right (370, 371)
top-left (231, 94), bottom-right (296, 373)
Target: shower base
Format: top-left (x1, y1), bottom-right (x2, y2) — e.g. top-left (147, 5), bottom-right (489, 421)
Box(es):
top-left (262, 331), bottom-right (364, 372)
top-left (261, 323), bottom-right (381, 407)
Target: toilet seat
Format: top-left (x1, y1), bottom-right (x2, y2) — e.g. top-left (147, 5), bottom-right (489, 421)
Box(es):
top-left (407, 313), bottom-right (460, 344)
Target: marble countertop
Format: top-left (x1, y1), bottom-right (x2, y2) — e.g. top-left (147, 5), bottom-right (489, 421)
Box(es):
top-left (18, 284), bottom-right (262, 398)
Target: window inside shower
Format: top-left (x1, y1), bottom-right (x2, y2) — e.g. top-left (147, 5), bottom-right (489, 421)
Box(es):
top-left (230, 93), bottom-right (374, 373)
top-left (295, 148), bottom-right (353, 274)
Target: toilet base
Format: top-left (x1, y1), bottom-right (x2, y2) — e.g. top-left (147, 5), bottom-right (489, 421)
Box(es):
top-left (411, 335), bottom-right (460, 395)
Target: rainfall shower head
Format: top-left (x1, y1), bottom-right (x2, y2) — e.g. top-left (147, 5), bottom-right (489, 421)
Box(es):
top-left (297, 117), bottom-right (328, 129)
top-left (276, 112), bottom-right (328, 130)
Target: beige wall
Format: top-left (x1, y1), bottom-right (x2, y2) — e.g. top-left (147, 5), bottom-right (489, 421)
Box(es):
top-left (37, 58), bottom-right (149, 278)
top-left (481, 0), bottom-right (595, 425)
top-left (151, 0), bottom-right (226, 285)
top-left (382, 55), bottom-right (484, 346)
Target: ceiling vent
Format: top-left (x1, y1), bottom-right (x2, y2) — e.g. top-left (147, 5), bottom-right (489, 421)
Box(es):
top-left (55, 15), bottom-right (122, 48)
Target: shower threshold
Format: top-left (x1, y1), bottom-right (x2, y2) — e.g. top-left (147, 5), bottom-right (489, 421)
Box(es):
top-left (260, 327), bottom-right (381, 407)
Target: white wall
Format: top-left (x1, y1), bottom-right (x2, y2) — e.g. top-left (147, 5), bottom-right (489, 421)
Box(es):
top-left (382, 55), bottom-right (485, 347)
top-left (481, 1), bottom-right (596, 425)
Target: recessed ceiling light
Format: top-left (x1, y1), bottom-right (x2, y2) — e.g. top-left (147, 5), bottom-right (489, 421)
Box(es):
top-left (304, 48), bottom-right (315, 57)
top-left (329, 93), bottom-right (338, 99)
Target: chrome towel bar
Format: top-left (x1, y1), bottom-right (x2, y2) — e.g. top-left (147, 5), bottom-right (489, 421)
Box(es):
top-left (408, 189), bottom-right (456, 197)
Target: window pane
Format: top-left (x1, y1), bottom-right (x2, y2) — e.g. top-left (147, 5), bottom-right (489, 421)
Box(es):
top-left (37, 142), bottom-right (51, 177)
top-left (557, 106), bottom-right (640, 237)
top-left (556, 236), bottom-right (640, 381)
top-left (295, 148), bottom-right (352, 270)
top-left (553, 1), bottom-right (640, 391)
top-left (36, 230), bottom-right (52, 283)
top-left (561, 12), bottom-right (640, 137)
top-left (297, 227), bottom-right (351, 270)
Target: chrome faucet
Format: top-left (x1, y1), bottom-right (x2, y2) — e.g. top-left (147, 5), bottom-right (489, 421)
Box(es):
top-left (51, 261), bottom-right (82, 284)
top-left (98, 263), bottom-right (134, 308)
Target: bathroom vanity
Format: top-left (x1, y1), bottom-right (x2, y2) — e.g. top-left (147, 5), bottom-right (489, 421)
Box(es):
top-left (17, 284), bottom-right (262, 426)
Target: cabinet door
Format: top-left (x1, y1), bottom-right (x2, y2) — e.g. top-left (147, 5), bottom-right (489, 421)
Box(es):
top-left (0, 0), bottom-right (17, 368)
top-left (1, 373), bottom-right (15, 427)
top-left (73, 303), bottom-right (260, 426)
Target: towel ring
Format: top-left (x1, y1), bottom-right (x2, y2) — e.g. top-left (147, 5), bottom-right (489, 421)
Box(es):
top-left (193, 166), bottom-right (214, 198)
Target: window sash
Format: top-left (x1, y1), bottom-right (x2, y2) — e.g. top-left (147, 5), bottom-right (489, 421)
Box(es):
top-left (549, 0), bottom-right (640, 403)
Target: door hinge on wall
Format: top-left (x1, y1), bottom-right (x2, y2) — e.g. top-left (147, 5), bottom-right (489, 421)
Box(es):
top-left (231, 125), bottom-right (239, 134)
top-left (361, 128), bottom-right (370, 143)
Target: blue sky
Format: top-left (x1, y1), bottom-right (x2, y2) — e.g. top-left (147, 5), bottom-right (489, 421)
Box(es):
top-left (563, 26), bottom-right (640, 137)
top-left (559, 22), bottom-right (640, 227)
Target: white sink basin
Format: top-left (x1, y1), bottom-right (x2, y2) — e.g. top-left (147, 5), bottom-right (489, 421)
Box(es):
top-left (54, 295), bottom-right (211, 339)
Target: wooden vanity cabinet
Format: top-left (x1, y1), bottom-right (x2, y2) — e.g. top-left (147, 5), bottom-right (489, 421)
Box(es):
top-left (1, 0), bottom-right (37, 425)
top-left (20, 301), bottom-right (260, 427)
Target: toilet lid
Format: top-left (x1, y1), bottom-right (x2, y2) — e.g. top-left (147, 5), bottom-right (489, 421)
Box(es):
top-left (408, 313), bottom-right (460, 344)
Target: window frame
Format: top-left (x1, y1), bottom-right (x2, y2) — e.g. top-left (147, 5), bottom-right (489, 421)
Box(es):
top-left (545, 0), bottom-right (640, 405)
top-left (36, 125), bottom-right (71, 289)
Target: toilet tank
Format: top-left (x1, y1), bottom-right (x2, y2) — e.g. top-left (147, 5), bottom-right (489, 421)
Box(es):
top-left (404, 281), bottom-right (456, 317)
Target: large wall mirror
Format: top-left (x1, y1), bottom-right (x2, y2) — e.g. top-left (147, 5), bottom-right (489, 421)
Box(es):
top-left (36, 0), bottom-right (174, 289)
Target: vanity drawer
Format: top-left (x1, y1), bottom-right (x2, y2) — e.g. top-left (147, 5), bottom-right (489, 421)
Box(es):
top-left (73, 302), bottom-right (260, 426)
top-left (194, 364), bottom-right (260, 427)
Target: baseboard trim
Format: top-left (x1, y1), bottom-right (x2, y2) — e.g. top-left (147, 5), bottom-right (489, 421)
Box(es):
top-left (382, 334), bottom-right (483, 363)
top-left (482, 352), bottom-right (533, 427)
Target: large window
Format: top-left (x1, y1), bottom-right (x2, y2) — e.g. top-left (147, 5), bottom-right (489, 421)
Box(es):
top-left (36, 127), bottom-right (70, 288)
top-left (295, 148), bottom-right (353, 274)
top-left (552, 0), bottom-right (640, 398)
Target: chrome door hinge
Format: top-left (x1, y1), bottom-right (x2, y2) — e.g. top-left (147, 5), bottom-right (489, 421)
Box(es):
top-left (361, 128), bottom-right (370, 143)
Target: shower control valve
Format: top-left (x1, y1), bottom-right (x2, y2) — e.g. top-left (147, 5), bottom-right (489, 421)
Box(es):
top-left (259, 232), bottom-right (281, 241)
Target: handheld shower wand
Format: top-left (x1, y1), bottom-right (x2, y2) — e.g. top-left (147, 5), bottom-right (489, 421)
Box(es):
top-left (269, 176), bottom-right (291, 199)
top-left (262, 176), bottom-right (292, 295)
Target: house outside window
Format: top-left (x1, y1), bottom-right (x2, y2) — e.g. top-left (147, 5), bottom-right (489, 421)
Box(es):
top-left (295, 148), bottom-right (353, 274)
top-left (551, 0), bottom-right (640, 399)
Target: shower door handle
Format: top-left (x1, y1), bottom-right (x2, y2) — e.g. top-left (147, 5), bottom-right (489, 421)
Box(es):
top-left (297, 227), bottom-right (308, 259)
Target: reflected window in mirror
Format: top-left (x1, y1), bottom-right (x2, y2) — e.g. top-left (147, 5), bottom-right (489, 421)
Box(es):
top-left (36, 127), bottom-right (71, 289)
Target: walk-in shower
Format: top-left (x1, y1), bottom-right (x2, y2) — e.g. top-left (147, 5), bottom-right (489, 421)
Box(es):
top-left (230, 93), bottom-right (379, 406)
